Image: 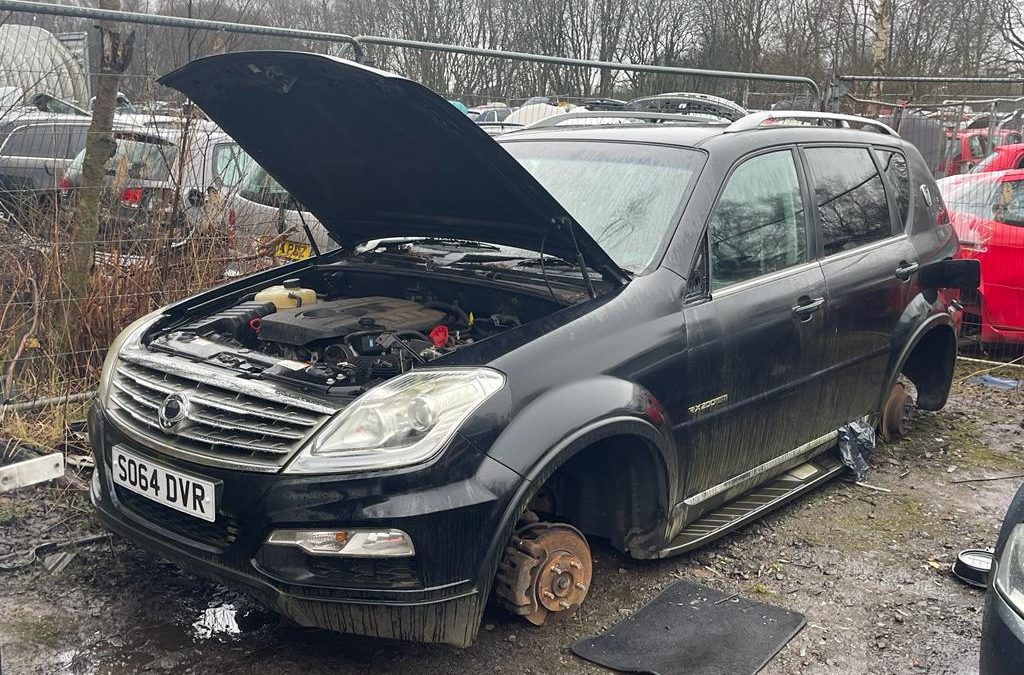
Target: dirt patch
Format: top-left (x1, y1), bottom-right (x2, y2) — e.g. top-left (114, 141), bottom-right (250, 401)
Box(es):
top-left (0, 364), bottom-right (1022, 675)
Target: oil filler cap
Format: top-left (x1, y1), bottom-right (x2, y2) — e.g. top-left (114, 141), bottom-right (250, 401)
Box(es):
top-left (951, 549), bottom-right (994, 588)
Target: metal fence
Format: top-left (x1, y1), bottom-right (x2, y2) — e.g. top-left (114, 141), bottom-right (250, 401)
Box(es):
top-left (0, 1), bottom-right (1020, 429)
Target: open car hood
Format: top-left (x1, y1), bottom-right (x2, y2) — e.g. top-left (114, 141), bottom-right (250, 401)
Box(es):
top-left (159, 51), bottom-right (626, 282)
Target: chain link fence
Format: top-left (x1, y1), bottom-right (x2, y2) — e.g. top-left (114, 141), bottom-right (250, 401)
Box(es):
top-left (0, 3), bottom-right (1020, 457)
top-left (833, 77), bottom-right (1024, 366)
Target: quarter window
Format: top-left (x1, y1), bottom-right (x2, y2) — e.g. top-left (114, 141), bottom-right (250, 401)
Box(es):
top-left (804, 147), bottom-right (892, 255)
top-left (708, 150), bottom-right (808, 290)
top-left (876, 149), bottom-right (911, 229)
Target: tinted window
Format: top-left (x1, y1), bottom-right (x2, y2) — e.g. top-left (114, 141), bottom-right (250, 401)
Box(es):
top-left (804, 147), bottom-right (892, 255)
top-left (708, 150), bottom-right (807, 290)
top-left (0, 124), bottom-right (86, 158)
top-left (876, 149), bottom-right (911, 229)
top-left (504, 141), bottom-right (705, 273)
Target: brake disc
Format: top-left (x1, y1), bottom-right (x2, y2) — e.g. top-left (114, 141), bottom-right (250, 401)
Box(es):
top-left (881, 381), bottom-right (914, 442)
top-left (495, 521), bottom-right (592, 626)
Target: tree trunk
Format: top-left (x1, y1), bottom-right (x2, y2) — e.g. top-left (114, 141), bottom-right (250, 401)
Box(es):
top-left (867, 0), bottom-right (892, 110)
top-left (67, 0), bottom-right (133, 320)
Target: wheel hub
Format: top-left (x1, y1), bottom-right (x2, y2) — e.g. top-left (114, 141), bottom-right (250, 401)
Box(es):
top-left (495, 521), bottom-right (592, 625)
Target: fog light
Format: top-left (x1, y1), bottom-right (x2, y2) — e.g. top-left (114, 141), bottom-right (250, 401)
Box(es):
top-left (265, 528), bottom-right (415, 558)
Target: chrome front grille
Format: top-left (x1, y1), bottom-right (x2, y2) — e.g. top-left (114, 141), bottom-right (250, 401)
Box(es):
top-left (107, 355), bottom-right (337, 472)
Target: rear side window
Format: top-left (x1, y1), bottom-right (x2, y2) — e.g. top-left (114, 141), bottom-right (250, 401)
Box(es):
top-left (803, 147), bottom-right (892, 255)
top-left (875, 149), bottom-right (911, 229)
top-left (0, 124), bottom-right (87, 159)
top-left (708, 149), bottom-right (808, 290)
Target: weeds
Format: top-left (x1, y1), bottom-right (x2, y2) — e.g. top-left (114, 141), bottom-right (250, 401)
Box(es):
top-left (0, 152), bottom-right (280, 452)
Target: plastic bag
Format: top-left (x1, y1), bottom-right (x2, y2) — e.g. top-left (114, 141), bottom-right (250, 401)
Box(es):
top-left (838, 420), bottom-right (876, 481)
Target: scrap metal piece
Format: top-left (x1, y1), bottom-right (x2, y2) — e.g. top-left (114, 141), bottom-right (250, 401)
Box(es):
top-left (495, 520), bottom-right (592, 626)
top-left (0, 452), bottom-right (64, 493)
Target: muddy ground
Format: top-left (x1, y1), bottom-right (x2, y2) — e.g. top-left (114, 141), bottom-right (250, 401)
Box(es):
top-left (1, 361), bottom-right (1023, 675)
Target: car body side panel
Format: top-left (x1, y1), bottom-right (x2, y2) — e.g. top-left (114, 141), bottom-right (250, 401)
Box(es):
top-left (679, 264), bottom-right (830, 498)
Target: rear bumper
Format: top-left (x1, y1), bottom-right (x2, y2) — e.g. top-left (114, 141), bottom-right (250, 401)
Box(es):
top-left (980, 586), bottom-right (1024, 675)
top-left (88, 403), bottom-right (522, 646)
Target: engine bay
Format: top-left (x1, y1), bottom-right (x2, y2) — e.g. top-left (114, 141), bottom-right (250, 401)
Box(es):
top-left (148, 270), bottom-right (554, 394)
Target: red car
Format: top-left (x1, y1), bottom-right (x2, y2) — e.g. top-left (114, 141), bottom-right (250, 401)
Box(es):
top-left (939, 130), bottom-right (1024, 176)
top-left (972, 142), bottom-right (1024, 173)
top-left (940, 130), bottom-right (989, 176)
top-left (939, 169), bottom-right (1024, 345)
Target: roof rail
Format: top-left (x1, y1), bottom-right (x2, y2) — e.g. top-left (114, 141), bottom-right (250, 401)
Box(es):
top-left (726, 111), bottom-right (899, 136)
top-left (525, 110), bottom-right (727, 129)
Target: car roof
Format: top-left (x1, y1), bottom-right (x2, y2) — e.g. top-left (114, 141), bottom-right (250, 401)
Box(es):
top-left (993, 142), bottom-right (1024, 153)
top-left (500, 124), bottom-right (727, 147)
top-left (500, 121), bottom-right (910, 153)
top-left (0, 111), bottom-right (91, 132)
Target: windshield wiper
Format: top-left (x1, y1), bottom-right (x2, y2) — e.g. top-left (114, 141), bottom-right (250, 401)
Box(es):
top-left (370, 237), bottom-right (503, 252)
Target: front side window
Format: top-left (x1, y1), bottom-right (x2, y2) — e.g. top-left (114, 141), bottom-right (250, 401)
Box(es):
top-left (502, 141), bottom-right (705, 273)
top-left (804, 147), bottom-right (892, 255)
top-left (707, 149), bottom-right (807, 290)
top-left (212, 143), bottom-right (246, 188)
top-left (968, 135), bottom-right (987, 158)
top-left (876, 149), bottom-right (911, 229)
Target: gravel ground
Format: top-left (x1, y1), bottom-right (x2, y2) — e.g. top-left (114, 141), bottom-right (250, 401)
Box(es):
top-left (1, 361), bottom-right (1022, 675)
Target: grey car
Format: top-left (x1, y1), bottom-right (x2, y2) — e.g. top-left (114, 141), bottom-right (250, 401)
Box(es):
top-left (0, 111), bottom-right (92, 223)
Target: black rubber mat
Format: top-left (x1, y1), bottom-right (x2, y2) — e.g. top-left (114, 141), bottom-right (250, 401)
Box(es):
top-left (572, 580), bottom-right (805, 675)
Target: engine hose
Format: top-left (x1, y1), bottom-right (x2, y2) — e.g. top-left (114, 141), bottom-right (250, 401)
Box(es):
top-left (425, 302), bottom-right (470, 325)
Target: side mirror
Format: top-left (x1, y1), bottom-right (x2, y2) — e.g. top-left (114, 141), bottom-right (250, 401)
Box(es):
top-left (918, 258), bottom-right (980, 290)
top-left (187, 188), bottom-right (206, 208)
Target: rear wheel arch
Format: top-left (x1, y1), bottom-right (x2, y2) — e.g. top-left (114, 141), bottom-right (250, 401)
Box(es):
top-left (893, 319), bottom-right (957, 411)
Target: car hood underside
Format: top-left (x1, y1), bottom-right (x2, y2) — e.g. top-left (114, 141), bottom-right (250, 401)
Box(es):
top-left (159, 51), bottom-right (625, 282)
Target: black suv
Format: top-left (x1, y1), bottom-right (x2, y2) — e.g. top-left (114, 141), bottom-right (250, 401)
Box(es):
top-left (89, 52), bottom-right (975, 647)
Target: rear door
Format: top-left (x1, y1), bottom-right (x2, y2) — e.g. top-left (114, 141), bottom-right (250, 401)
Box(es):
top-left (803, 145), bottom-right (913, 429)
top-left (681, 147), bottom-right (831, 498)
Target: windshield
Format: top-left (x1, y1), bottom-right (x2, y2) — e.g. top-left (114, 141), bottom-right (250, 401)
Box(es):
top-left (501, 141), bottom-right (704, 273)
top-left (941, 175), bottom-right (1001, 219)
top-left (70, 135), bottom-right (177, 182)
top-left (972, 151), bottom-right (1002, 173)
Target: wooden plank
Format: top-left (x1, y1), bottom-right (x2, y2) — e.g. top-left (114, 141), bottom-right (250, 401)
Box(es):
top-left (0, 453), bottom-right (65, 493)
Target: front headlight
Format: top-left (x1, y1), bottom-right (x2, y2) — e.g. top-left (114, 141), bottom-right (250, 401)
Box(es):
top-left (285, 368), bottom-right (505, 474)
top-left (995, 523), bottom-right (1024, 614)
top-left (96, 310), bottom-right (164, 406)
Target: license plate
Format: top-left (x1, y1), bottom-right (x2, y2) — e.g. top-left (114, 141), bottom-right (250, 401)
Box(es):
top-left (275, 239), bottom-right (312, 260)
top-left (111, 446), bottom-right (217, 522)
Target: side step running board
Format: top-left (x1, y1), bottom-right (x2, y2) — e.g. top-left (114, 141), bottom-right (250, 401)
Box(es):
top-left (651, 448), bottom-right (846, 558)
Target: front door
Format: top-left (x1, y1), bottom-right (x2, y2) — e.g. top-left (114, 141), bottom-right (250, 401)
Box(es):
top-left (679, 148), bottom-right (830, 500)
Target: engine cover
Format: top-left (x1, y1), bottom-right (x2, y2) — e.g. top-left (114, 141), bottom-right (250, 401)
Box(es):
top-left (258, 296), bottom-right (445, 346)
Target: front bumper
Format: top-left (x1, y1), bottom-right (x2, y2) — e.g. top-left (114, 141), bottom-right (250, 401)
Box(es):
top-left (89, 404), bottom-right (523, 646)
top-left (980, 584), bottom-right (1024, 675)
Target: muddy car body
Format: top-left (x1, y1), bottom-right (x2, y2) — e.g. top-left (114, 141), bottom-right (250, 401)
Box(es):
top-left (89, 52), bottom-right (973, 647)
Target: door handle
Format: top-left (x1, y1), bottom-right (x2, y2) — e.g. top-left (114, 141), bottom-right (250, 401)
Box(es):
top-left (791, 296), bottom-right (825, 320)
top-left (895, 261), bottom-right (919, 281)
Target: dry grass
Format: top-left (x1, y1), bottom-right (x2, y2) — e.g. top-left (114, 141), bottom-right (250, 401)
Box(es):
top-left (0, 177), bottom-right (277, 454)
